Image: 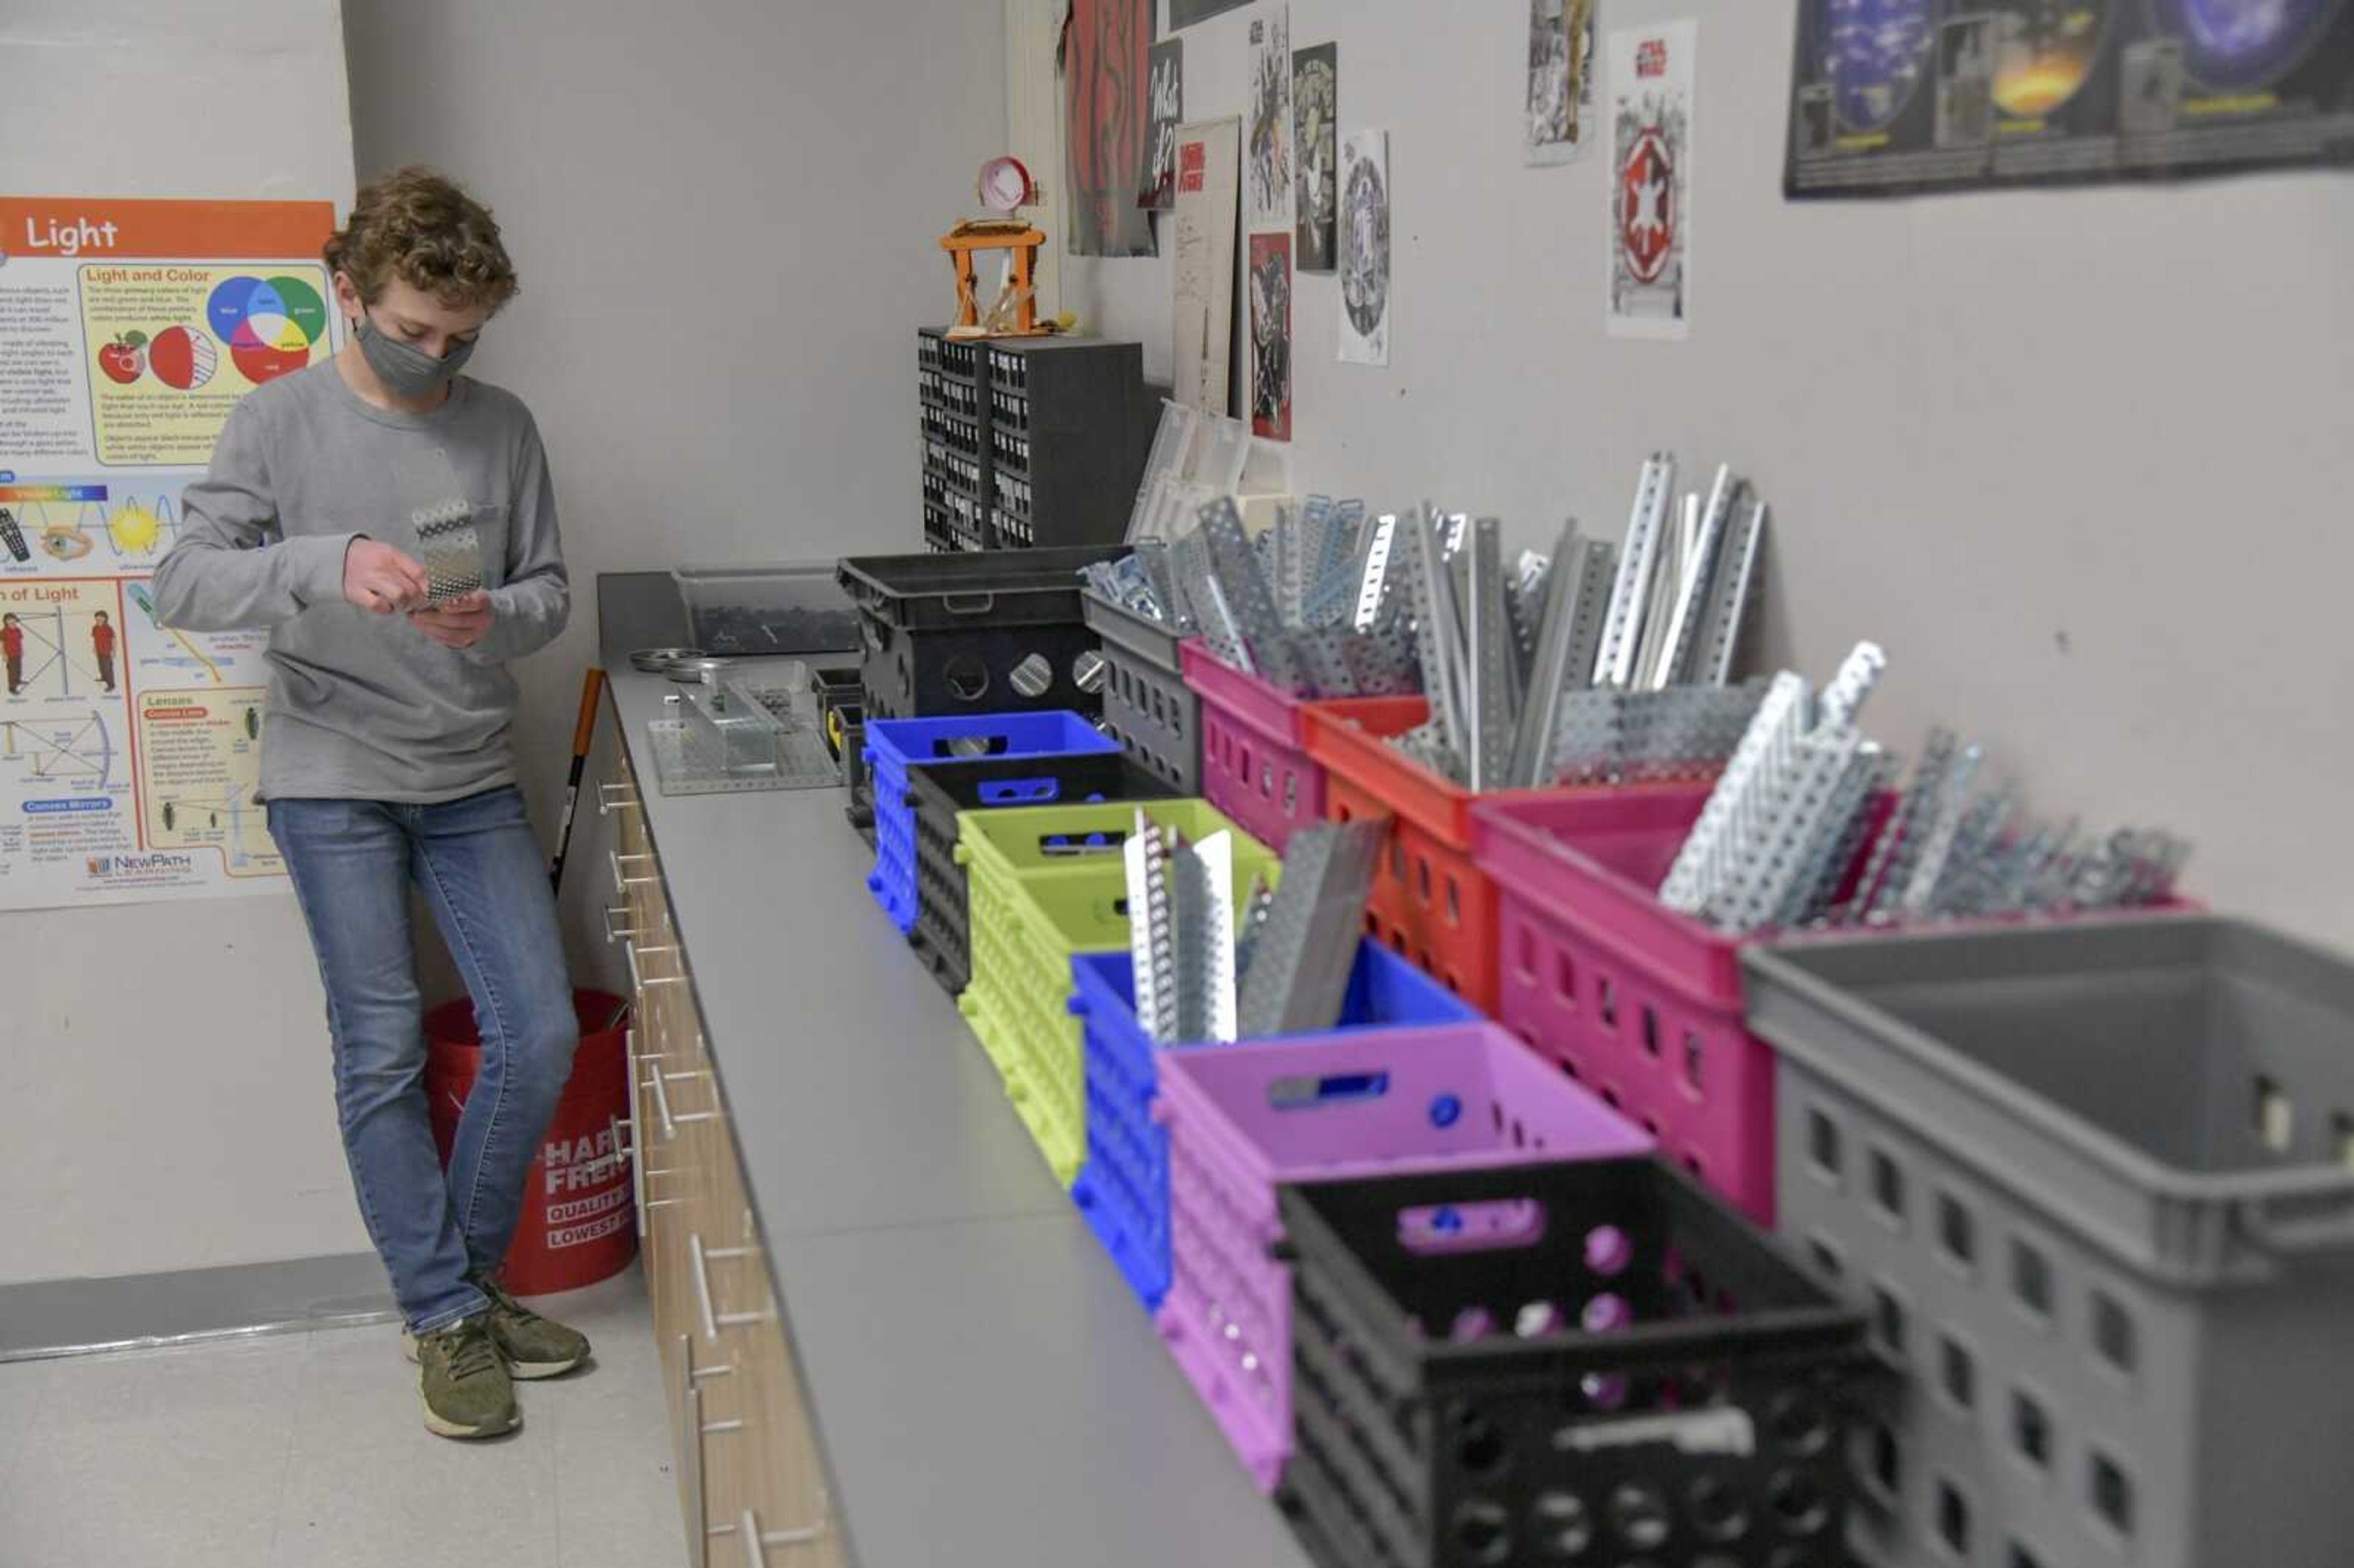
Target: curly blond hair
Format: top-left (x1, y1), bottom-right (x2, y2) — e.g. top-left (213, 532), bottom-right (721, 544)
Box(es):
top-left (325, 167), bottom-right (519, 311)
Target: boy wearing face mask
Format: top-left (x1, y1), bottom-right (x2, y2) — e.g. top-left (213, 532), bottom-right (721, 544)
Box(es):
top-left (154, 167), bottom-right (584, 1441)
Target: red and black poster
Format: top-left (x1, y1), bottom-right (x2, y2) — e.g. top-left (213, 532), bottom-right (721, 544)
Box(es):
top-left (1786, 0), bottom-right (2354, 197)
top-left (1064, 0), bottom-right (1157, 257)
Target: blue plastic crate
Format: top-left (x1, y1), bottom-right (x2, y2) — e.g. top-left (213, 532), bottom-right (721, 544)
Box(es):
top-left (863, 711), bottom-right (1120, 933)
top-left (1067, 941), bottom-right (1480, 1311)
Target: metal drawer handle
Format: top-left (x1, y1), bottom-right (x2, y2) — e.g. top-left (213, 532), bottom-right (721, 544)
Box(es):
top-left (603, 904), bottom-right (642, 943)
top-left (625, 941), bottom-right (686, 991)
top-left (609, 848), bottom-right (657, 892)
top-left (646, 1066), bottom-right (678, 1140)
top-left (719, 1507), bottom-right (828, 1564)
top-left (688, 1231), bottom-right (771, 1341)
top-left (659, 1067), bottom-right (722, 1127)
top-left (597, 781), bottom-right (641, 815)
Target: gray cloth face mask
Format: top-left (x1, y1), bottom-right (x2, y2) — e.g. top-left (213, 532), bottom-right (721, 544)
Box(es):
top-left (352, 308), bottom-right (476, 398)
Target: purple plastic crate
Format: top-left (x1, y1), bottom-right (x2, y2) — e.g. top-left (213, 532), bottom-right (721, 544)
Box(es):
top-left (1154, 1021), bottom-right (1650, 1492)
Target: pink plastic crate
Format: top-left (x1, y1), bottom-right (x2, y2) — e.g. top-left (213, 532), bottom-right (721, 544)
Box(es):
top-left (1154, 1021), bottom-right (1650, 1492)
top-left (1470, 785), bottom-right (1791, 1221)
top-left (1181, 642), bottom-right (1418, 853)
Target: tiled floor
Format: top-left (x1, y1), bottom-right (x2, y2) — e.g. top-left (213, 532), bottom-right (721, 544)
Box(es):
top-left (0, 1266), bottom-right (682, 1567)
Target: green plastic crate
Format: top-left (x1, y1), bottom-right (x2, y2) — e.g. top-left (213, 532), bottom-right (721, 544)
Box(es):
top-left (953, 798), bottom-right (1279, 1187)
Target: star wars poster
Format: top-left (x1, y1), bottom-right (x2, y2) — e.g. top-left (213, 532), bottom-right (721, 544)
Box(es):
top-left (1607, 20), bottom-right (1696, 340)
top-left (1786, 1), bottom-right (2354, 196)
top-left (1528, 0), bottom-right (1599, 165)
top-left (1338, 129), bottom-right (1391, 366)
top-left (1064, 0), bottom-right (1156, 256)
top-left (1141, 39), bottom-right (1186, 210)
top-left (1248, 232), bottom-right (1293, 441)
top-left (1293, 43), bottom-right (1339, 270)
top-left (1247, 8), bottom-right (1295, 232)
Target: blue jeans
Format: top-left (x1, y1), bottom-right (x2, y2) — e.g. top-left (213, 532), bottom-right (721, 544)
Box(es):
top-left (269, 787), bottom-right (578, 1334)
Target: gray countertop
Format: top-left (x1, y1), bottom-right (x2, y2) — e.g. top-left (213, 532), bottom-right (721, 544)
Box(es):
top-left (606, 665), bottom-right (1311, 1568)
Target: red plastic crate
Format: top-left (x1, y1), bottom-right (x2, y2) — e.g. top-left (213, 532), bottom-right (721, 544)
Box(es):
top-left (1181, 641), bottom-right (1419, 854)
top-left (1301, 696), bottom-right (1586, 1013)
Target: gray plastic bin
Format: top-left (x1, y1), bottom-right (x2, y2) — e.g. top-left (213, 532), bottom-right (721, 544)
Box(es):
top-left (1744, 916), bottom-right (2354, 1568)
top-left (1081, 589), bottom-right (1199, 792)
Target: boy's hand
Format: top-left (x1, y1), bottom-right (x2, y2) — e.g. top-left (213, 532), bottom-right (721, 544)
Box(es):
top-left (409, 591), bottom-right (496, 650)
top-left (345, 538), bottom-right (430, 614)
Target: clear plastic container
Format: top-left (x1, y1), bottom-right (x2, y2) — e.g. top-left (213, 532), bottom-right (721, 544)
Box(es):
top-left (671, 563), bottom-right (861, 657)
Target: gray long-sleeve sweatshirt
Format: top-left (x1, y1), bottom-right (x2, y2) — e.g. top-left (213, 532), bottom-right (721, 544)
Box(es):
top-left (152, 358), bottom-right (568, 803)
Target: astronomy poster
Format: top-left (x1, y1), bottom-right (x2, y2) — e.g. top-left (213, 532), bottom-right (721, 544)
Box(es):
top-left (1607, 20), bottom-right (1697, 340)
top-left (1063, 0), bottom-right (1157, 256)
top-left (0, 196), bottom-right (337, 910)
top-left (1786, 1), bottom-right (2354, 197)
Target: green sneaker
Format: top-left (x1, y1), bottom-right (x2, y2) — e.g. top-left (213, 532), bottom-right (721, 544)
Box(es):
top-left (471, 1273), bottom-right (592, 1380)
top-left (409, 1317), bottom-right (518, 1439)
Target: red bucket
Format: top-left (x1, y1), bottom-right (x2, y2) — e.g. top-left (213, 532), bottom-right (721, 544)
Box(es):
top-left (425, 988), bottom-right (636, 1296)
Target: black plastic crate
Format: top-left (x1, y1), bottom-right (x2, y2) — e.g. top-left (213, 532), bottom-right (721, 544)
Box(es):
top-left (1081, 590), bottom-right (1198, 792)
top-left (839, 547), bottom-right (1125, 721)
top-left (903, 749), bottom-right (1177, 997)
top-left (1276, 1157), bottom-right (1875, 1568)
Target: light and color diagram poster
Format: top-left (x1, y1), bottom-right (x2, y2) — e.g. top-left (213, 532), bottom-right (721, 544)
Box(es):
top-left (0, 196), bottom-right (337, 910)
top-left (1607, 20), bottom-right (1697, 340)
top-left (1786, 1), bottom-right (2354, 196)
top-left (1171, 117), bottom-right (1241, 413)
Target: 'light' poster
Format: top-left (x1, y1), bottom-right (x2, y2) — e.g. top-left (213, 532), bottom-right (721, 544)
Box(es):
top-left (0, 196), bottom-right (338, 910)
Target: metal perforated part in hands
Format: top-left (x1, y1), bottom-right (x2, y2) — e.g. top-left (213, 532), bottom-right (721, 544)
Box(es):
top-left (1235, 820), bottom-right (1384, 1038)
top-left (414, 500), bottom-right (485, 606)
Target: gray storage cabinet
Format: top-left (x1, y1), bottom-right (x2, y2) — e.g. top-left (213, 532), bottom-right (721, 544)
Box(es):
top-left (1745, 916), bottom-right (2354, 1568)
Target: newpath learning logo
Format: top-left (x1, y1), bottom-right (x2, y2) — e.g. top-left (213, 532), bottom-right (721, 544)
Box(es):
top-left (88, 853), bottom-right (195, 878)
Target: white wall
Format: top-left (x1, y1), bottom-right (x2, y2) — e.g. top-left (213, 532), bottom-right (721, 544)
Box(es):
top-left (338, 0), bottom-right (1011, 984)
top-left (1059, 0), bottom-right (2354, 953)
top-left (0, 0), bottom-right (363, 1285)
